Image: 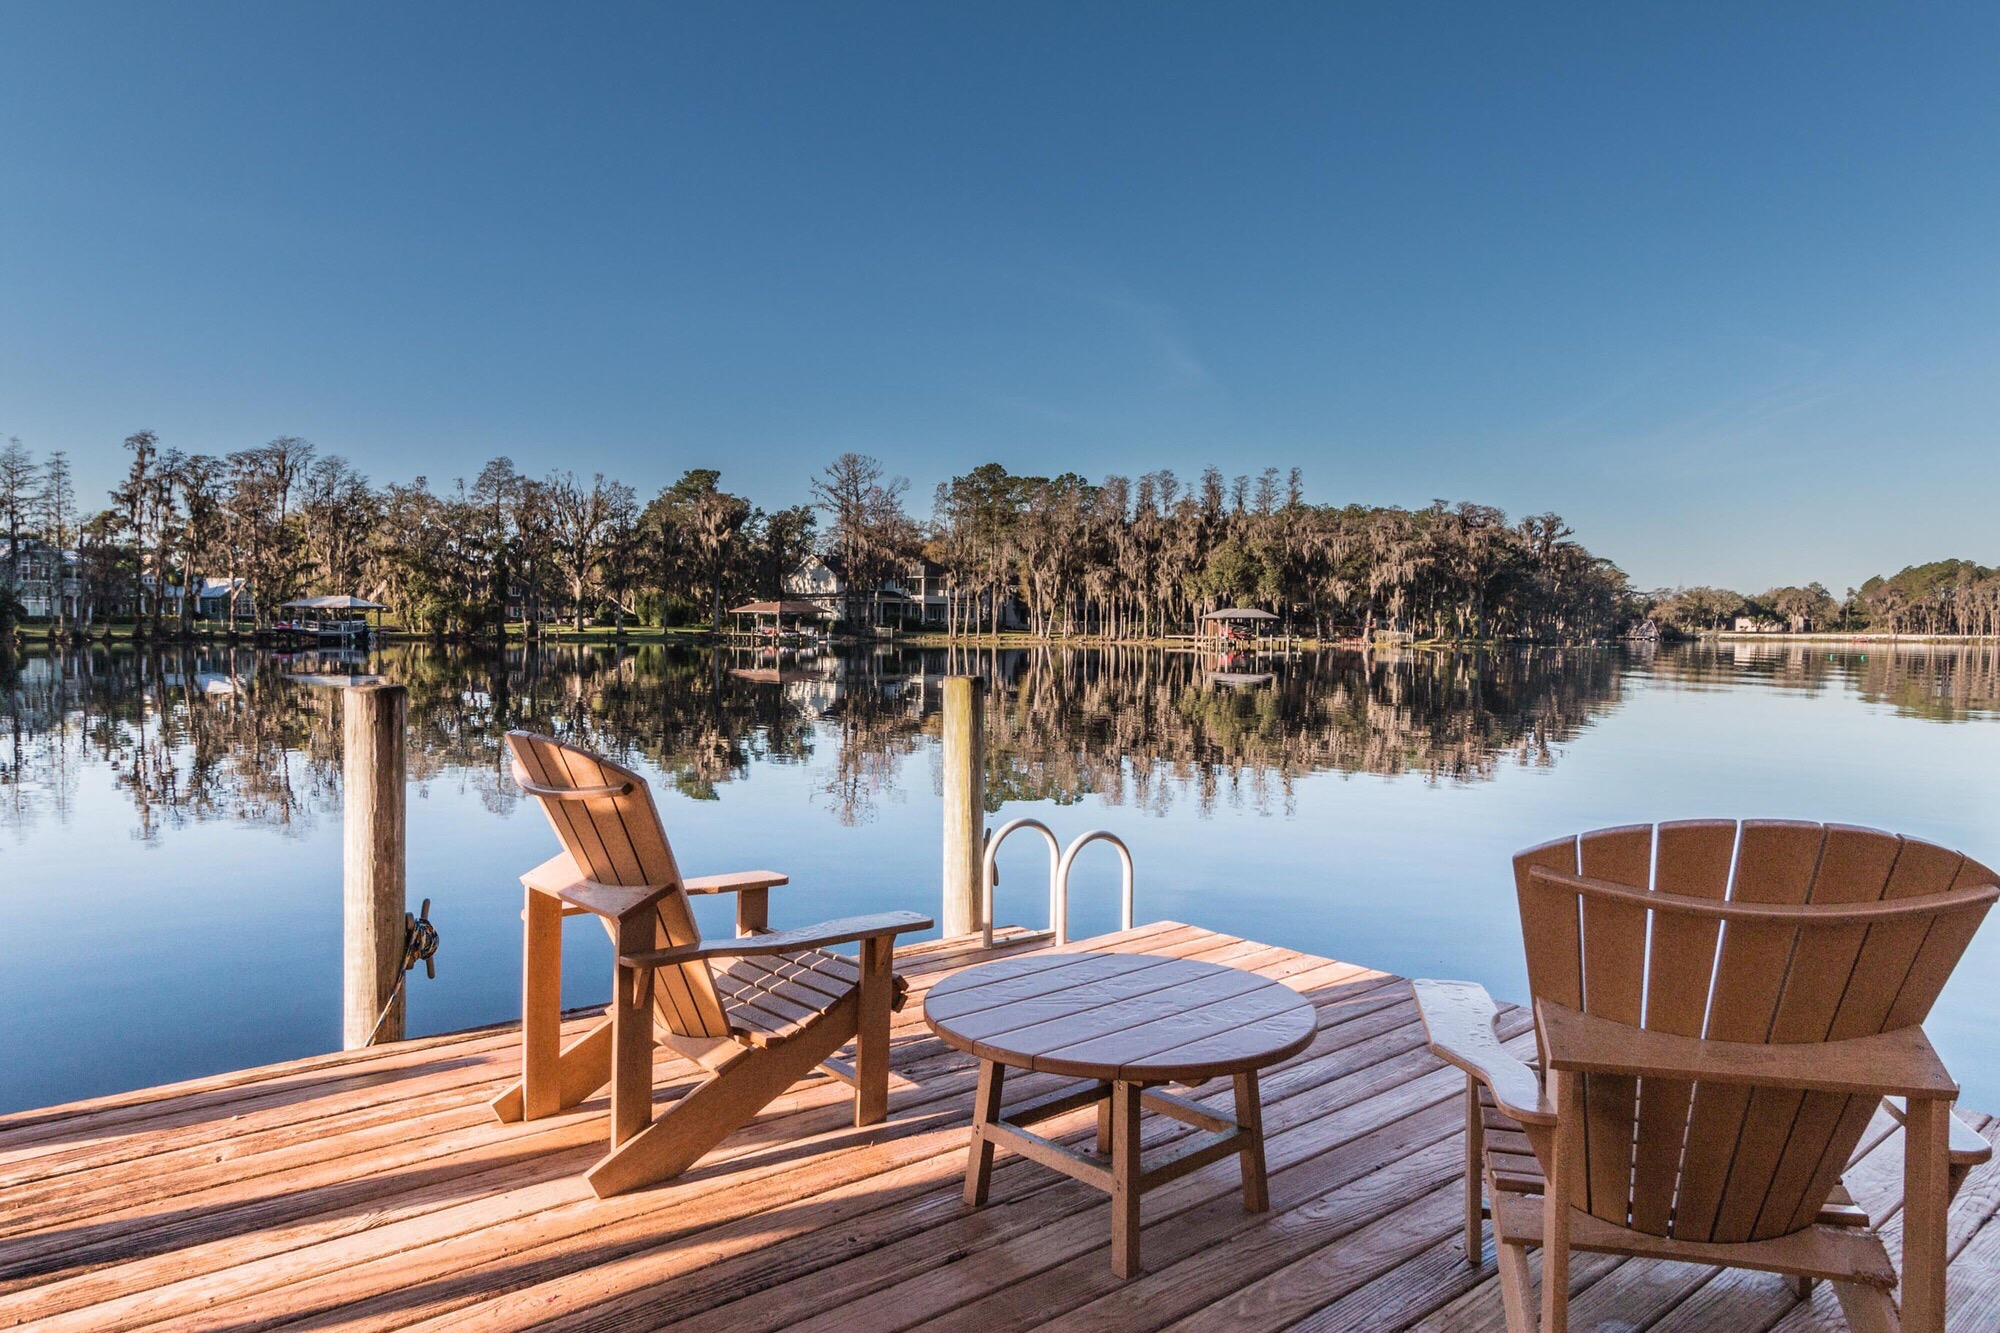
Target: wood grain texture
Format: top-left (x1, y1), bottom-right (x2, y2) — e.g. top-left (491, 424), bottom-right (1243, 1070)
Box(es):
top-left (3, 921), bottom-right (1995, 1332)
top-left (1429, 820), bottom-right (1997, 1333)
top-left (502, 731), bottom-right (928, 1194)
top-left (342, 683), bottom-right (407, 1049)
top-left (941, 675), bottom-right (985, 938)
top-left (924, 952), bottom-right (1316, 1082)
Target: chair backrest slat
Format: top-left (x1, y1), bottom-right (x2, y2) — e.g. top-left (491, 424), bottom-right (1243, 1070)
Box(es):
top-left (1514, 833), bottom-right (1587, 1213)
top-left (1576, 825), bottom-right (1651, 1225)
top-left (1515, 820), bottom-right (1995, 1246)
top-left (1516, 835), bottom-right (1584, 1015)
top-left (507, 731), bottom-right (732, 1041)
top-left (1672, 820), bottom-right (1826, 1241)
top-left (1628, 819), bottom-right (1735, 1234)
top-left (1742, 826), bottom-right (1905, 1238)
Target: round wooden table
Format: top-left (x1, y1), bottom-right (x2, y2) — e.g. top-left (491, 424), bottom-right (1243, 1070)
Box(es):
top-left (924, 951), bottom-right (1317, 1278)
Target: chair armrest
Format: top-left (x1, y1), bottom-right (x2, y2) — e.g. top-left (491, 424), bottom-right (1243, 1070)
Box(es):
top-left (520, 856), bottom-right (788, 919)
top-left (556, 879), bottom-right (673, 921)
top-left (520, 853), bottom-right (673, 921)
top-left (1536, 999), bottom-right (1960, 1099)
top-left (1412, 979), bottom-right (1555, 1127)
top-left (620, 910), bottom-right (933, 967)
top-left (683, 870), bottom-right (789, 896)
top-left (1882, 1098), bottom-right (1994, 1168)
top-left (522, 851), bottom-right (586, 895)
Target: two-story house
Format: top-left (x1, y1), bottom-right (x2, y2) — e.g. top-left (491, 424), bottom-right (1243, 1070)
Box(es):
top-left (785, 556), bottom-right (1024, 630)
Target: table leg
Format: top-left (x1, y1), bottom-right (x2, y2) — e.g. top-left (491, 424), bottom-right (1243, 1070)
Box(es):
top-left (1097, 1089), bottom-right (1113, 1155)
top-left (1234, 1069), bottom-right (1269, 1212)
top-left (965, 1059), bottom-right (1006, 1207)
top-left (1111, 1080), bottom-right (1144, 1279)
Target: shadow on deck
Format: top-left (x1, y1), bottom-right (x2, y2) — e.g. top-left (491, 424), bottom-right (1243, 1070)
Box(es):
top-left (2, 923), bottom-right (1996, 1331)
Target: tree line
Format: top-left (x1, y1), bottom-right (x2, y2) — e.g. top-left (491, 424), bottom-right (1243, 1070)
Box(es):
top-left (1646, 559), bottom-right (2000, 638)
top-left (925, 463), bottom-right (1628, 641)
top-left (0, 430), bottom-right (1987, 644)
top-left (0, 433), bottom-right (818, 640)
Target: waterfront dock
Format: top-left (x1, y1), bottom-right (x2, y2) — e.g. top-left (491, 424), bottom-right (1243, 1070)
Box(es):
top-left (3, 922), bottom-right (1997, 1331)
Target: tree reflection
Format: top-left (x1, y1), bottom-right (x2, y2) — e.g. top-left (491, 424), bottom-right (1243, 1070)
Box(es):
top-left (958, 645), bottom-right (1620, 818)
top-left (1634, 643), bottom-right (2000, 721)
top-left (15, 638), bottom-right (1984, 841)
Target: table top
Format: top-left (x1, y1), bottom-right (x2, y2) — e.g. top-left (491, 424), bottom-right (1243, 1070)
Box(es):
top-left (923, 951), bottom-right (1317, 1082)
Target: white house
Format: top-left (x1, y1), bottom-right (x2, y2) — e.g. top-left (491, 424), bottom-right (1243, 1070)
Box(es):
top-left (192, 577), bottom-right (255, 622)
top-left (0, 538), bottom-right (79, 619)
top-left (784, 557), bottom-right (1024, 630)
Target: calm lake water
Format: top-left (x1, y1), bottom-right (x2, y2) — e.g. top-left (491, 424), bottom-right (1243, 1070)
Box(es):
top-left (3, 639), bottom-right (1997, 1114)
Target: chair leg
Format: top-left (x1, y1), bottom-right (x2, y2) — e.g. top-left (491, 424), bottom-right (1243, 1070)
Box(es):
top-left (1541, 1070), bottom-right (1581, 1333)
top-left (491, 1016), bottom-right (613, 1123)
top-left (1901, 1095), bottom-right (1952, 1333)
top-left (854, 936), bottom-right (894, 1127)
top-left (1538, 1204), bottom-right (1571, 1333)
top-left (1495, 1240), bottom-right (1535, 1333)
top-left (1831, 1281), bottom-right (1901, 1333)
top-left (609, 927), bottom-right (656, 1149)
top-left (499, 885), bottom-right (566, 1122)
top-left (585, 994), bottom-right (859, 1198)
top-left (1464, 1074), bottom-right (1486, 1265)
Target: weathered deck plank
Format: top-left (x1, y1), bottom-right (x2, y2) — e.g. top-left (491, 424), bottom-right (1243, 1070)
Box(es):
top-left (1, 922), bottom-right (1995, 1331)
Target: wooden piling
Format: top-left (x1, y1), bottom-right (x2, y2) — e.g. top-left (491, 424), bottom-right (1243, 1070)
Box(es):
top-left (342, 682), bottom-right (408, 1048)
top-left (941, 675), bottom-right (985, 937)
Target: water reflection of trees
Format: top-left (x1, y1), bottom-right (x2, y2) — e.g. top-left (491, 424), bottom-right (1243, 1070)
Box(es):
top-left (0, 644), bottom-right (826, 839)
top-left (387, 643), bottom-right (820, 808)
top-left (0, 647), bottom-right (331, 840)
top-left (1635, 643), bottom-right (2000, 721)
top-left (2, 640), bottom-right (1643, 837)
top-left (950, 645), bottom-right (1622, 817)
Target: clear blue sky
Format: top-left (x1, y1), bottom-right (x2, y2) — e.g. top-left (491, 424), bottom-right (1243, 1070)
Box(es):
top-left (2, 4), bottom-right (1994, 592)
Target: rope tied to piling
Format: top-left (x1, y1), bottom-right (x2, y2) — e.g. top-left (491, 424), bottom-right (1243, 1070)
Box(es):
top-left (365, 899), bottom-right (440, 1046)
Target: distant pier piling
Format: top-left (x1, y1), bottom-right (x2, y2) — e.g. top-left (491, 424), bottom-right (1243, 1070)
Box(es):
top-left (343, 683), bottom-right (408, 1048)
top-left (941, 675), bottom-right (986, 937)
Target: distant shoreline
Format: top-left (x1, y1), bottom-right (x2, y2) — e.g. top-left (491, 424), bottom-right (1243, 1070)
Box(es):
top-left (1699, 632), bottom-right (1998, 644)
top-left (8, 619), bottom-right (1994, 652)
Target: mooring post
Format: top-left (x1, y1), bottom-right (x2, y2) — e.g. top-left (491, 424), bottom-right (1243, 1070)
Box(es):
top-left (941, 675), bottom-right (986, 937)
top-left (343, 682), bottom-right (408, 1048)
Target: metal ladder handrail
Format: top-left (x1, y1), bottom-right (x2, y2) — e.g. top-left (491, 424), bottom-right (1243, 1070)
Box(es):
top-left (981, 819), bottom-right (1137, 948)
top-left (1054, 830), bottom-right (1135, 945)
top-left (981, 817), bottom-right (1061, 948)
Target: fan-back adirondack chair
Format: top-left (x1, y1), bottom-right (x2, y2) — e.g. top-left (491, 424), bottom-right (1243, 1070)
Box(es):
top-left (489, 731), bottom-right (932, 1197)
top-left (1415, 820), bottom-right (1997, 1333)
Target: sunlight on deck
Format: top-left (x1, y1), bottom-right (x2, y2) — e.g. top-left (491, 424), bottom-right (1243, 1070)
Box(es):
top-left (2, 923), bottom-right (1996, 1331)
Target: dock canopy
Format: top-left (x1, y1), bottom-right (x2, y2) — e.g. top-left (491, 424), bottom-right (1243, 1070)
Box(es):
top-left (281, 595), bottom-right (388, 611)
top-left (1201, 608), bottom-right (1278, 621)
top-left (729, 599), bottom-right (824, 617)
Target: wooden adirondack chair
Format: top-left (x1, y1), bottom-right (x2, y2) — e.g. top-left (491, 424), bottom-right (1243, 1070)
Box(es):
top-left (1415, 820), bottom-right (1997, 1333)
top-left (490, 731), bottom-right (932, 1197)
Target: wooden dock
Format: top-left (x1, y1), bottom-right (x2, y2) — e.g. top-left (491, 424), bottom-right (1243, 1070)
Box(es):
top-left (3, 921), bottom-right (1997, 1331)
